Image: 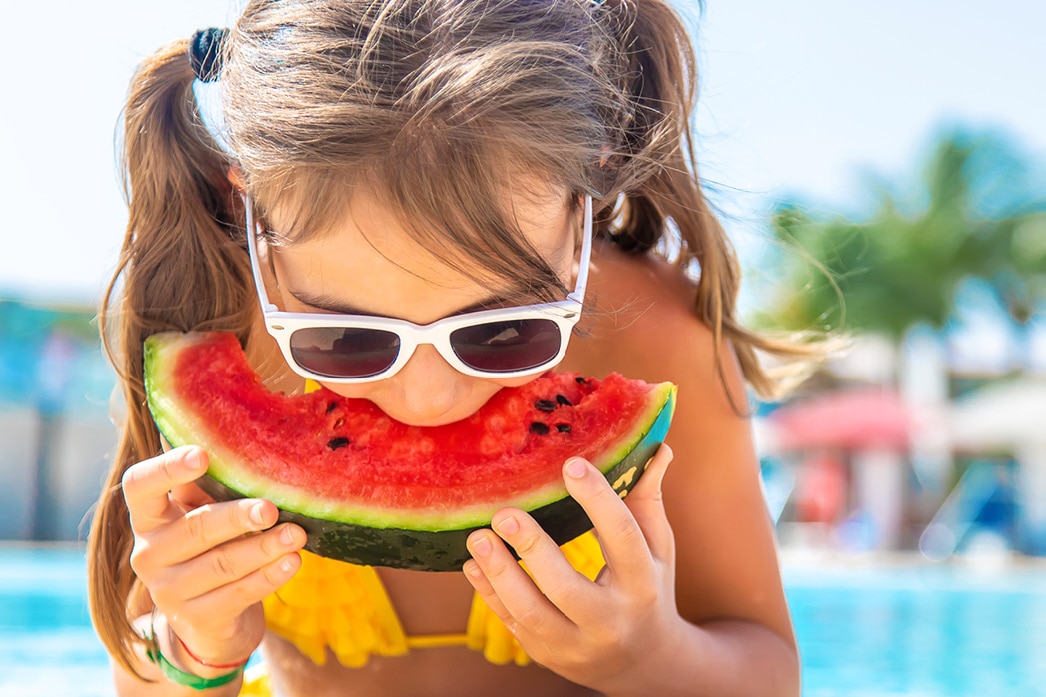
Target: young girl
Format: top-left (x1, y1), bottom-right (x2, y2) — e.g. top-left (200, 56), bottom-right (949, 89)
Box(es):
top-left (88, 1), bottom-right (817, 695)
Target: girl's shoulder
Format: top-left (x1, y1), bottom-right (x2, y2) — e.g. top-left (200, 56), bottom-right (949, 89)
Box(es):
top-left (590, 239), bottom-right (697, 313)
top-left (567, 240), bottom-right (730, 388)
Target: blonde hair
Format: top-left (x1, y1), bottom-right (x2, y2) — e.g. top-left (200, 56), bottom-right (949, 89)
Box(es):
top-left (88, 0), bottom-right (822, 677)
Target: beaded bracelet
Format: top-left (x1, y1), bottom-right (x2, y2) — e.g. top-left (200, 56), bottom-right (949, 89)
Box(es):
top-left (143, 609), bottom-right (246, 691)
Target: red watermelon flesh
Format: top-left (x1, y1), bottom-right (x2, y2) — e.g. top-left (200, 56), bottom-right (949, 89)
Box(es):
top-left (145, 331), bottom-right (676, 570)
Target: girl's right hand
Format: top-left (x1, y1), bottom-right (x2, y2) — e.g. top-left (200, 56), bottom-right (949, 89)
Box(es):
top-left (123, 445), bottom-right (306, 669)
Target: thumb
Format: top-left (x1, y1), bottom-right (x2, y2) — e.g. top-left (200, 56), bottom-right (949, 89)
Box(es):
top-left (623, 443), bottom-right (674, 561)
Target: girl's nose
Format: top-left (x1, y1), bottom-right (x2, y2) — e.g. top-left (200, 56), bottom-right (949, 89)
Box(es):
top-left (389, 343), bottom-right (471, 421)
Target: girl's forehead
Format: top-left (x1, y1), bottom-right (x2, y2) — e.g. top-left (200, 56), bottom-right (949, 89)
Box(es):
top-left (267, 180), bottom-right (577, 318)
top-left (268, 177), bottom-right (574, 258)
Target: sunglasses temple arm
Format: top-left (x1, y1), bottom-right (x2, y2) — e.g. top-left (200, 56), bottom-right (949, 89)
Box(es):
top-left (244, 195), bottom-right (282, 314)
top-left (570, 195), bottom-right (594, 305)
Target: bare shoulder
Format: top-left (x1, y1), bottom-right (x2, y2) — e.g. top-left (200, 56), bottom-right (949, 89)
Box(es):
top-left (567, 239), bottom-right (744, 412)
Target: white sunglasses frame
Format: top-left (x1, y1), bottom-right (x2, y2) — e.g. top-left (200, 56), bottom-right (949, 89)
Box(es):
top-left (244, 194), bottom-right (593, 383)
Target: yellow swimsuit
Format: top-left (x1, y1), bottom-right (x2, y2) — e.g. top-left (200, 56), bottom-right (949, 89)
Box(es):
top-left (239, 534), bottom-right (605, 695)
top-left (238, 381), bottom-right (606, 695)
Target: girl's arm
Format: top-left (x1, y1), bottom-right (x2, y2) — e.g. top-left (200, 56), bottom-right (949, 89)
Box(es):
top-left (603, 308), bottom-right (800, 696)
top-left (464, 250), bottom-right (800, 696)
top-left (594, 255), bottom-right (801, 695)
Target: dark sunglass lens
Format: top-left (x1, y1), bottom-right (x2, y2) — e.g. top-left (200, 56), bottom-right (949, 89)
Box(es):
top-left (289, 327), bottom-right (400, 378)
top-left (450, 319), bottom-right (562, 372)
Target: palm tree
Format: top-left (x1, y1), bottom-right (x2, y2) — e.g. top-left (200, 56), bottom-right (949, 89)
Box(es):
top-left (760, 128), bottom-right (1046, 352)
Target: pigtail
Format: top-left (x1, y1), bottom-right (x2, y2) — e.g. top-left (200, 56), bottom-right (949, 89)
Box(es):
top-left (86, 38), bottom-right (253, 677)
top-left (598, 0), bottom-right (826, 403)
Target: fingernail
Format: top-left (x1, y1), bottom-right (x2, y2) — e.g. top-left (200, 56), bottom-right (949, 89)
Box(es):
top-left (470, 534), bottom-right (492, 557)
top-left (565, 458), bottom-right (588, 479)
top-left (182, 448), bottom-right (202, 471)
top-left (494, 515), bottom-right (519, 536)
top-left (280, 554), bottom-right (298, 573)
top-left (249, 502), bottom-right (266, 526)
top-left (280, 525), bottom-right (297, 546)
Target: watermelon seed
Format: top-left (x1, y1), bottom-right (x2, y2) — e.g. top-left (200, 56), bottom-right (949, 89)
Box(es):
top-left (530, 422), bottom-right (550, 435)
top-left (327, 436), bottom-right (351, 450)
top-left (334, 418), bottom-right (345, 429)
top-left (556, 423), bottom-right (571, 433)
top-left (326, 401), bottom-right (338, 413)
top-left (534, 399), bottom-right (557, 412)
top-left (575, 376), bottom-right (588, 384)
top-left (556, 394), bottom-right (571, 406)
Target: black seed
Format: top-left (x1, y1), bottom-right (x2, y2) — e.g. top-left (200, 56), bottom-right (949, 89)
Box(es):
top-left (327, 437), bottom-right (351, 450)
top-left (326, 401), bottom-right (338, 413)
top-left (556, 394), bottom-right (571, 406)
top-left (575, 376), bottom-right (588, 384)
top-left (529, 422), bottom-right (550, 435)
top-left (534, 399), bottom-right (557, 412)
top-left (556, 423), bottom-right (571, 433)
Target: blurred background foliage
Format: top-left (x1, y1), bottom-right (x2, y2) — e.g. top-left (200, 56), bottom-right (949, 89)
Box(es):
top-left (759, 128), bottom-right (1046, 341)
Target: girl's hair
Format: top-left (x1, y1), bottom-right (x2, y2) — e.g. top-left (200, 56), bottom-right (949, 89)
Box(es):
top-left (88, 0), bottom-right (823, 677)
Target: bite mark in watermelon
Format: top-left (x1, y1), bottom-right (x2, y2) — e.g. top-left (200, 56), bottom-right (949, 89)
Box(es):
top-left (144, 332), bottom-right (676, 571)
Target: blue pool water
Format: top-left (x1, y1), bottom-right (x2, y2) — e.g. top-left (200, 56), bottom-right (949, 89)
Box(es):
top-left (783, 562), bottom-right (1046, 696)
top-left (2, 546), bottom-right (1044, 696)
top-left (0, 547), bottom-right (112, 696)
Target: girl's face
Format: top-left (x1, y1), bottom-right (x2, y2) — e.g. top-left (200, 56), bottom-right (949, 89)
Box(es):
top-left (264, 183), bottom-right (581, 427)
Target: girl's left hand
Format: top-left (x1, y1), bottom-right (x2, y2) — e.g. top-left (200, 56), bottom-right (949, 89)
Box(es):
top-left (463, 444), bottom-right (683, 693)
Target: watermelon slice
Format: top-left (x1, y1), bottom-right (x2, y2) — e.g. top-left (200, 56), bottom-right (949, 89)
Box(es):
top-left (144, 332), bottom-right (675, 571)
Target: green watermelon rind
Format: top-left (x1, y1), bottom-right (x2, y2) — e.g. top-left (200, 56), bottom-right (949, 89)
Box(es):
top-left (144, 332), bottom-right (676, 571)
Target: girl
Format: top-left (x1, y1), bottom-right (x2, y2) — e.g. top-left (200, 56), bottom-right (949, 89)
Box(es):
top-left (88, 1), bottom-right (818, 695)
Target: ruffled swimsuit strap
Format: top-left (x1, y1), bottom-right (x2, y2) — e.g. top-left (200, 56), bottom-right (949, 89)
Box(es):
top-left (246, 533), bottom-right (605, 694)
top-left (260, 529), bottom-right (606, 664)
top-left (263, 550), bottom-right (410, 667)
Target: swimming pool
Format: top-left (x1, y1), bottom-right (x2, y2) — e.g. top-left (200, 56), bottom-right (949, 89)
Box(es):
top-left (2, 546), bottom-right (1044, 696)
top-left (0, 547), bottom-right (112, 696)
top-left (784, 560), bottom-right (1046, 696)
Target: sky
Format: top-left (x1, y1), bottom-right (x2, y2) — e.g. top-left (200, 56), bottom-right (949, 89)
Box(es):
top-left (2, 0), bottom-right (1045, 306)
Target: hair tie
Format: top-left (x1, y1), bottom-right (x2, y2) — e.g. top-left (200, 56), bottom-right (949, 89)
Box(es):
top-left (189, 28), bottom-right (235, 157)
top-left (189, 27), bottom-right (228, 83)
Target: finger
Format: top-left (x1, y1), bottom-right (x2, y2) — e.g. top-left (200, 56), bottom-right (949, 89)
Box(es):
top-left (488, 509), bottom-right (603, 626)
top-left (465, 528), bottom-right (574, 639)
top-left (620, 444), bottom-right (675, 562)
top-left (144, 498), bottom-right (282, 568)
top-left (169, 481), bottom-right (218, 514)
top-left (179, 551), bottom-right (303, 632)
top-left (561, 456), bottom-right (656, 592)
top-left (160, 523), bottom-right (306, 602)
top-left (462, 558), bottom-right (506, 615)
top-left (123, 446), bottom-right (208, 534)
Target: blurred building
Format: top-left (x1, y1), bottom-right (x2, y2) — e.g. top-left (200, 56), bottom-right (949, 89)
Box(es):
top-left (0, 299), bottom-right (116, 541)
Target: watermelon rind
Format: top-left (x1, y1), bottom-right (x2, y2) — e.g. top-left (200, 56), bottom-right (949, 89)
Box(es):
top-left (144, 332), bottom-right (676, 572)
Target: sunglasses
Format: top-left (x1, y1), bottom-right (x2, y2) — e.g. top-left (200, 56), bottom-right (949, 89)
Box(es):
top-left (245, 194), bottom-right (592, 383)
